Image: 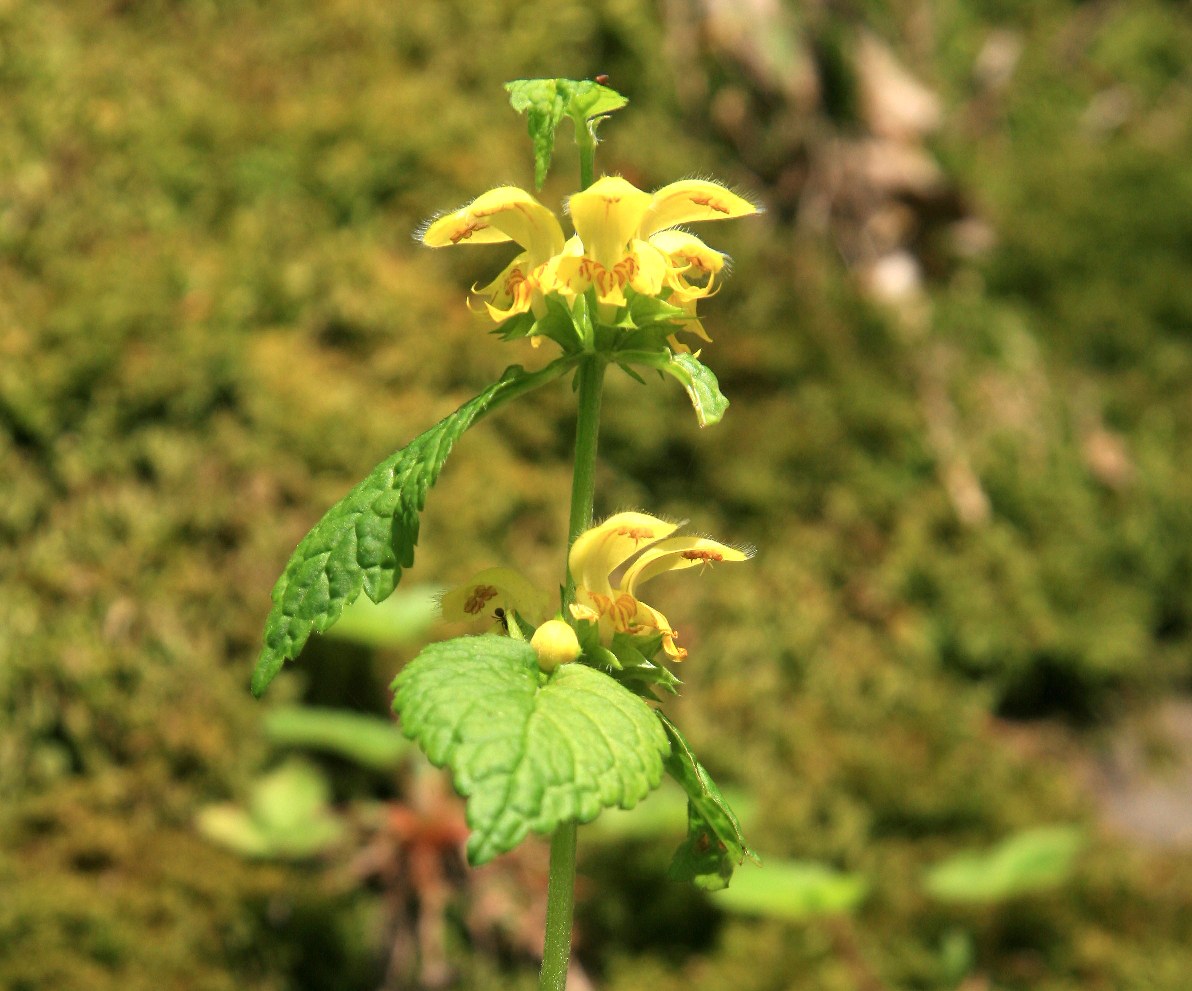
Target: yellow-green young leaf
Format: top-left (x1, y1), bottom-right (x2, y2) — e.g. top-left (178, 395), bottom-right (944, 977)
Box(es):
top-left (252, 359), bottom-right (575, 697)
top-left (660, 713), bottom-right (759, 890)
top-left (505, 77), bottom-right (628, 188)
top-left (392, 636), bottom-right (670, 866)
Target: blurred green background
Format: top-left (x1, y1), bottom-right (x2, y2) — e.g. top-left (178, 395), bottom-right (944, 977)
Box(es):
top-left (3, 0), bottom-right (1192, 988)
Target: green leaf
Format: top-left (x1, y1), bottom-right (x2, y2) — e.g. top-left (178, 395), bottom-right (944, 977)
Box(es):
top-left (505, 77), bottom-right (628, 187)
top-left (713, 860), bottom-right (869, 920)
top-left (253, 359), bottom-right (575, 697)
top-left (660, 713), bottom-right (758, 890)
top-left (924, 825), bottom-right (1085, 903)
top-left (523, 294), bottom-right (584, 352)
top-left (264, 706), bottom-right (412, 771)
top-left (392, 636), bottom-right (669, 865)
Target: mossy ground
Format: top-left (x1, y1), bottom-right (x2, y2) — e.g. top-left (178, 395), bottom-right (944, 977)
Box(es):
top-left (3, 1), bottom-right (1192, 988)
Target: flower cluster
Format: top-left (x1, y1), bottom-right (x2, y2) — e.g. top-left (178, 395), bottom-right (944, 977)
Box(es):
top-left (420, 177), bottom-right (758, 348)
top-left (442, 512), bottom-right (749, 669)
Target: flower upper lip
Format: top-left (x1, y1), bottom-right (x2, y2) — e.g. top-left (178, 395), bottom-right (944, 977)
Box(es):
top-left (568, 511), bottom-right (751, 661)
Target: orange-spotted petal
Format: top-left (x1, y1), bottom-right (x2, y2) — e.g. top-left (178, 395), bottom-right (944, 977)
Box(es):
top-left (622, 536), bottom-right (751, 595)
top-left (568, 511), bottom-right (680, 596)
top-left (639, 179), bottom-right (758, 237)
top-left (422, 186), bottom-right (565, 260)
top-left (566, 176), bottom-right (653, 270)
top-left (439, 567), bottom-right (551, 626)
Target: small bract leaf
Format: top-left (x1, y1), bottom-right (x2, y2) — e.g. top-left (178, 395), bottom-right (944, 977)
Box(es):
top-left (392, 636), bottom-right (669, 865)
top-left (623, 349), bottom-right (730, 428)
top-left (660, 713), bottom-right (758, 890)
top-left (664, 351), bottom-right (730, 427)
top-left (252, 358), bottom-right (575, 697)
top-left (505, 78), bottom-right (628, 188)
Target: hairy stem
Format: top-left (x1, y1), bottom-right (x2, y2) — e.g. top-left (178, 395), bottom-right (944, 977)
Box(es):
top-left (539, 355), bottom-right (605, 991)
top-left (574, 118), bottom-right (596, 191)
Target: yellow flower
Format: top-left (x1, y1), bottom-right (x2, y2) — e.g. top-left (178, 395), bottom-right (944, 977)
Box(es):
top-left (440, 567), bottom-right (551, 632)
top-left (548, 177), bottom-right (757, 317)
top-left (568, 511), bottom-right (750, 661)
top-left (648, 229), bottom-right (727, 349)
top-left (420, 187), bottom-right (566, 324)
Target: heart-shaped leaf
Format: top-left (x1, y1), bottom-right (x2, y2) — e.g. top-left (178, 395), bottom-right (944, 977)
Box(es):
top-left (393, 636), bottom-right (669, 865)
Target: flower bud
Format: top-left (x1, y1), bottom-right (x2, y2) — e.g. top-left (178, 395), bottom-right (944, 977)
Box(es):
top-left (530, 620), bottom-right (582, 672)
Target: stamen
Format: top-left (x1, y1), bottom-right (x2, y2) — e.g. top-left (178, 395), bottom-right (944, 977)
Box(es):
top-left (615, 526), bottom-right (655, 542)
top-left (681, 549), bottom-right (724, 565)
top-left (464, 585), bottom-right (499, 614)
top-left (450, 221), bottom-right (488, 244)
top-left (689, 194), bottom-right (730, 215)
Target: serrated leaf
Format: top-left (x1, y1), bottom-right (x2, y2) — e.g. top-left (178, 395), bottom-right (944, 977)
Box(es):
top-left (505, 78), bottom-right (628, 187)
top-left (392, 636), bottom-right (669, 865)
top-left (253, 360), bottom-right (574, 697)
top-left (659, 713), bottom-right (758, 890)
top-left (924, 826), bottom-right (1085, 904)
top-left (714, 860), bottom-right (869, 920)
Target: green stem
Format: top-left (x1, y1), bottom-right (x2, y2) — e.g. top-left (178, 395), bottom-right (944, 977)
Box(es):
top-left (539, 354), bottom-right (605, 991)
top-left (565, 356), bottom-right (606, 560)
top-left (539, 819), bottom-right (579, 991)
top-left (574, 118), bottom-right (596, 191)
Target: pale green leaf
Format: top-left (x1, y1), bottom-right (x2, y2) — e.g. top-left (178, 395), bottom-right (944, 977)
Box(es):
top-left (196, 760), bottom-right (343, 860)
top-left (619, 349), bottom-right (730, 428)
top-left (663, 351), bottom-right (730, 427)
top-left (323, 585), bottom-right (441, 648)
top-left (392, 636), bottom-right (669, 865)
top-left (264, 706), bottom-right (411, 771)
top-left (714, 860), bottom-right (869, 920)
top-left (924, 825), bottom-right (1085, 903)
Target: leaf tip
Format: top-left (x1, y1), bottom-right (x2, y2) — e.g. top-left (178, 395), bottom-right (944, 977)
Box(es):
top-left (250, 651), bottom-right (282, 698)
